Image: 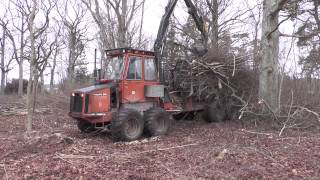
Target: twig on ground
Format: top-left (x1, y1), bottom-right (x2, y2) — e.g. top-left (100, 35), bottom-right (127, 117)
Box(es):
top-left (298, 106), bottom-right (320, 122)
top-left (245, 146), bottom-right (284, 168)
top-left (231, 94), bottom-right (248, 119)
top-left (56, 153), bottom-right (95, 159)
top-left (258, 99), bottom-right (279, 121)
top-left (0, 164), bottom-right (8, 180)
top-left (279, 91), bottom-right (294, 137)
top-left (155, 159), bottom-right (179, 177)
top-left (135, 143), bottom-right (199, 155)
top-left (240, 129), bottom-right (273, 136)
top-left (55, 143), bottom-right (200, 163)
top-left (54, 154), bottom-right (74, 164)
top-left (72, 146), bottom-right (86, 153)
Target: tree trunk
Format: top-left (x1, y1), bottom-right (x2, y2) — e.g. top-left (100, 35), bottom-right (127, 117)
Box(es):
top-left (26, 0), bottom-right (37, 132)
top-left (50, 49), bottom-right (57, 90)
top-left (40, 72), bottom-right (44, 93)
top-left (1, 25), bottom-right (6, 94)
top-left (26, 68), bottom-right (34, 132)
top-left (211, 0), bottom-right (219, 50)
top-left (138, 0), bottom-right (145, 48)
top-left (32, 73), bottom-right (39, 112)
top-left (18, 60), bottom-right (24, 95)
top-left (99, 43), bottom-right (106, 75)
top-left (119, 0), bottom-right (127, 47)
top-left (18, 15), bottom-right (25, 97)
top-left (93, 0), bottom-right (109, 48)
top-left (252, 22), bottom-right (259, 71)
top-left (313, 0), bottom-right (320, 29)
top-left (205, 0), bottom-right (219, 49)
top-left (259, 0), bottom-right (280, 112)
top-left (67, 29), bottom-right (76, 85)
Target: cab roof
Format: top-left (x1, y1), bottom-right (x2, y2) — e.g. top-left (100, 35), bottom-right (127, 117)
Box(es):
top-left (105, 47), bottom-right (155, 56)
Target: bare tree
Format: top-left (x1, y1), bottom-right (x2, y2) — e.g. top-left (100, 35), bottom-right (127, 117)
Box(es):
top-left (58, 0), bottom-right (90, 85)
top-left (1, 0), bottom-right (30, 96)
top-left (0, 20), bottom-right (8, 94)
top-left (81, 0), bottom-right (112, 75)
top-left (26, 0), bottom-right (38, 131)
top-left (82, 0), bottom-right (145, 48)
top-left (0, 15), bottom-right (16, 94)
top-left (13, 2), bottom-right (29, 97)
top-left (49, 40), bottom-right (60, 90)
top-left (204, 0), bottom-right (219, 49)
top-left (173, 0), bottom-right (250, 52)
top-left (137, 0), bottom-right (145, 48)
top-left (26, 0), bottom-right (57, 132)
top-left (244, 0), bottom-right (262, 71)
top-left (38, 34), bottom-right (59, 93)
top-left (259, 0), bottom-right (290, 112)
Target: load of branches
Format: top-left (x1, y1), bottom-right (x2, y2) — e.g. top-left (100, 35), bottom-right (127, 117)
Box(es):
top-left (162, 47), bottom-right (254, 119)
top-left (163, 47), bottom-right (320, 133)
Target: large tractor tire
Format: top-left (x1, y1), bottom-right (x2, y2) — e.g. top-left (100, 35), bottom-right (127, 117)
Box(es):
top-left (202, 101), bottom-right (226, 123)
top-left (77, 120), bottom-right (95, 133)
top-left (111, 109), bottom-right (144, 141)
top-left (144, 108), bottom-right (171, 136)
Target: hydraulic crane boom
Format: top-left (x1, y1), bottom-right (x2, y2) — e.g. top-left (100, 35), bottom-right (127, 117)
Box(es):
top-left (154, 0), bottom-right (208, 82)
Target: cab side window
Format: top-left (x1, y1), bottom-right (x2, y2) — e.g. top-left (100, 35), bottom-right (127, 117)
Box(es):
top-left (144, 58), bottom-right (157, 81)
top-left (127, 56), bottom-right (142, 80)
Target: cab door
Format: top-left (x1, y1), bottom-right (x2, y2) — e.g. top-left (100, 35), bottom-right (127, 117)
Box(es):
top-left (122, 56), bottom-right (145, 103)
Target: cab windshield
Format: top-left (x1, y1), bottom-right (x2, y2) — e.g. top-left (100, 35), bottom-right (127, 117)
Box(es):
top-left (104, 55), bottom-right (124, 80)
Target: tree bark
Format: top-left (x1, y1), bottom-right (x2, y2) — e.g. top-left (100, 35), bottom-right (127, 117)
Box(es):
top-left (138, 0), bottom-right (145, 48)
top-left (313, 0), bottom-right (320, 29)
top-left (93, 0), bottom-right (109, 48)
top-left (259, 0), bottom-right (280, 112)
top-left (67, 29), bottom-right (76, 84)
top-left (210, 0), bottom-right (219, 49)
top-left (18, 15), bottom-right (25, 97)
top-left (1, 24), bottom-right (6, 94)
top-left (40, 72), bottom-right (44, 93)
top-left (253, 20), bottom-right (260, 72)
top-left (204, 0), bottom-right (219, 49)
top-left (119, 0), bottom-right (127, 47)
top-left (26, 0), bottom-right (37, 132)
top-left (50, 48), bottom-right (57, 90)
top-left (18, 61), bottom-right (24, 95)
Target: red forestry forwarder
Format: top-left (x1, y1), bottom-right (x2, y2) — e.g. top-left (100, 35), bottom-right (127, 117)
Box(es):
top-left (69, 0), bottom-right (227, 141)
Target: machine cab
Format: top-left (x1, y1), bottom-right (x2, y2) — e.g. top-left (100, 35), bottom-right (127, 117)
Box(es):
top-left (101, 48), bottom-right (158, 81)
top-left (98, 48), bottom-right (163, 103)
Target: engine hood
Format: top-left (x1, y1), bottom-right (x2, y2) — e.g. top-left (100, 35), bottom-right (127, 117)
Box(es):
top-left (73, 83), bottom-right (116, 93)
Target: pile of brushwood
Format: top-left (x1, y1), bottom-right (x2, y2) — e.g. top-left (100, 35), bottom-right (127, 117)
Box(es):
top-left (164, 48), bottom-right (255, 121)
top-left (164, 48), bottom-right (320, 132)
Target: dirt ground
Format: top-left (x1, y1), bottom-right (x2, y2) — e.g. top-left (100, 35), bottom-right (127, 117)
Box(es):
top-left (0, 95), bottom-right (319, 179)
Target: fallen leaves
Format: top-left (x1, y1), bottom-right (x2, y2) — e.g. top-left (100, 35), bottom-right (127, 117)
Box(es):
top-left (0, 95), bottom-right (320, 179)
